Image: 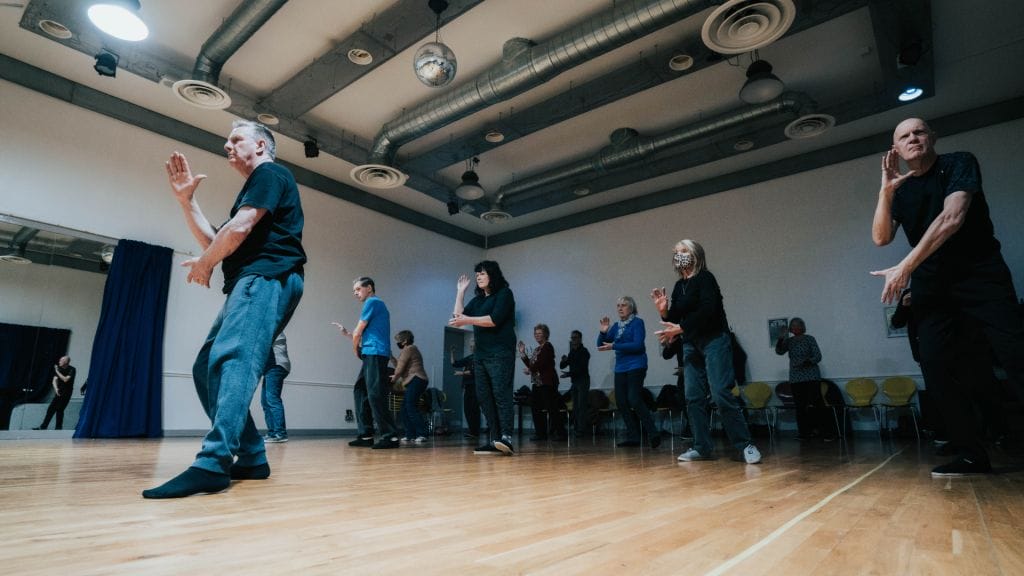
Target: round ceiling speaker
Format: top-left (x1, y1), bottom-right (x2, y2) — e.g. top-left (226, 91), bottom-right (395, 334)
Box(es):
top-left (350, 164), bottom-right (409, 189)
top-left (701, 0), bottom-right (796, 55)
top-left (171, 79), bottom-right (232, 110)
top-left (480, 208), bottom-right (511, 223)
top-left (784, 114), bottom-right (835, 139)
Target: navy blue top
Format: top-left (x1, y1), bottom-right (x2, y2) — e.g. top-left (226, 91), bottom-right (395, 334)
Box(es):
top-left (463, 286), bottom-right (516, 356)
top-left (596, 317), bottom-right (648, 373)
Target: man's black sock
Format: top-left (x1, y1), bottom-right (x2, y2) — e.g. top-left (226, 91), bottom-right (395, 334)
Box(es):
top-left (142, 467), bottom-right (230, 499)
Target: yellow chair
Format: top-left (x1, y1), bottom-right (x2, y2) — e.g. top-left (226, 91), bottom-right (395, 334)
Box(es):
top-left (741, 382), bottom-right (776, 442)
top-left (880, 376), bottom-right (920, 440)
top-left (844, 378), bottom-right (880, 437)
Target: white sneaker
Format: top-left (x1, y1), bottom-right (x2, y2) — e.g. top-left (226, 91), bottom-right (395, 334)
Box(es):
top-left (677, 448), bottom-right (710, 462)
top-left (743, 444), bottom-right (762, 464)
top-left (400, 437), bottom-right (411, 444)
top-left (414, 436), bottom-right (427, 443)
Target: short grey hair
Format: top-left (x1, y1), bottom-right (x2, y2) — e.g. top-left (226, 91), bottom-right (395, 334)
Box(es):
top-left (232, 119), bottom-right (276, 160)
top-left (674, 239), bottom-right (706, 275)
top-left (617, 295), bottom-right (637, 315)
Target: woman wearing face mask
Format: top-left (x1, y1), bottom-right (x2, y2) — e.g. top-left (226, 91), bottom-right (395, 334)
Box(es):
top-left (651, 240), bottom-right (761, 464)
top-left (392, 330), bottom-right (430, 443)
top-left (597, 296), bottom-right (660, 449)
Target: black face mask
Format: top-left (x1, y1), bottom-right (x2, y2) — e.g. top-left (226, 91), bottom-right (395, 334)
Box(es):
top-left (397, 342), bottom-right (406, 349)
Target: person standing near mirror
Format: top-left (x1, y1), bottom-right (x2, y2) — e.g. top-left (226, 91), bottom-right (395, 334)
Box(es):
top-left (144, 120), bottom-right (306, 499)
top-left (34, 356), bottom-right (75, 430)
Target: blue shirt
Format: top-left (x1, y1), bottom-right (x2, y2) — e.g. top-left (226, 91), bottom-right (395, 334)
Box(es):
top-left (596, 317), bottom-right (648, 373)
top-left (359, 296), bottom-right (391, 357)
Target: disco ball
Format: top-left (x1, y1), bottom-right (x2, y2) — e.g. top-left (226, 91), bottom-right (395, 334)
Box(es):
top-left (413, 41), bottom-right (457, 87)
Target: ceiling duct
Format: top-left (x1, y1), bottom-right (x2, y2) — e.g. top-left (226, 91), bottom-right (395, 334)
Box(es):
top-left (501, 91), bottom-right (815, 201)
top-left (172, 0), bottom-right (288, 110)
top-left (1, 226), bottom-right (39, 264)
top-left (356, 0), bottom-right (719, 184)
top-left (701, 0), bottom-right (796, 54)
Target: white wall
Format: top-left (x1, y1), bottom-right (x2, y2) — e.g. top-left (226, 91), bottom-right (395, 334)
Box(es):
top-left (3, 77), bottom-right (1022, 431)
top-left (489, 119), bottom-right (1024, 394)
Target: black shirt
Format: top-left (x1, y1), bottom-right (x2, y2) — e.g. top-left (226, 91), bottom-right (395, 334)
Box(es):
top-left (891, 152), bottom-right (999, 294)
top-left (662, 268), bottom-right (729, 345)
top-left (56, 364), bottom-right (76, 390)
top-left (560, 346), bottom-right (591, 380)
top-left (463, 286), bottom-right (516, 356)
top-left (221, 162), bottom-right (306, 294)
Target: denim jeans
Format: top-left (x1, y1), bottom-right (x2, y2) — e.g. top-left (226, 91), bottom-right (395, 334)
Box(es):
top-left (400, 376), bottom-right (429, 438)
top-left (474, 352), bottom-right (515, 440)
top-left (363, 354), bottom-right (399, 439)
top-left (260, 364), bottom-right (289, 437)
top-left (683, 331), bottom-right (750, 455)
top-left (192, 272), bottom-right (303, 474)
top-left (614, 368), bottom-right (655, 443)
top-left (353, 375), bottom-right (375, 437)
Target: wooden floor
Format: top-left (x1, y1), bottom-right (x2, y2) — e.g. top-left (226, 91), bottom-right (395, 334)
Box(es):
top-left (1, 434), bottom-right (1022, 576)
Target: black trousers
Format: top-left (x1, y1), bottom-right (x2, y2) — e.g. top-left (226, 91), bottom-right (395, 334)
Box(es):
top-left (915, 255), bottom-right (1024, 460)
top-left (41, 386), bottom-right (72, 429)
top-left (530, 384), bottom-right (564, 438)
top-left (462, 379), bottom-right (481, 435)
top-left (790, 380), bottom-right (833, 437)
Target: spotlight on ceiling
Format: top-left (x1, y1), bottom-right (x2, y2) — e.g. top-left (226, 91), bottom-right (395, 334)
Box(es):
top-left (304, 138), bottom-right (320, 158)
top-left (100, 245), bottom-right (116, 264)
top-left (413, 0), bottom-right (457, 87)
top-left (897, 86), bottom-right (923, 102)
top-left (739, 59), bottom-right (784, 104)
top-left (87, 1), bottom-right (149, 42)
top-left (455, 157), bottom-right (485, 201)
top-left (93, 50), bottom-right (119, 77)
top-left (446, 194), bottom-right (460, 216)
top-left (480, 194), bottom-right (511, 224)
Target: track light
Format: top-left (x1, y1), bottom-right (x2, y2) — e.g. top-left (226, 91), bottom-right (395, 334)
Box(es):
top-left (93, 50), bottom-right (119, 77)
top-left (304, 138), bottom-right (319, 158)
top-left (739, 59), bottom-right (784, 104)
top-left (455, 157), bottom-right (484, 200)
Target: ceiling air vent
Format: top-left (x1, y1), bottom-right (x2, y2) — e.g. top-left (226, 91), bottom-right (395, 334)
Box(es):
top-left (701, 0), bottom-right (796, 55)
top-left (784, 114), bottom-right (835, 139)
top-left (0, 254), bottom-right (32, 265)
top-left (349, 164), bottom-right (409, 189)
top-left (171, 79), bottom-right (232, 110)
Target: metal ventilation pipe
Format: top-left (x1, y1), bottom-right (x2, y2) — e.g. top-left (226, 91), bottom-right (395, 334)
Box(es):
top-left (366, 0), bottom-right (717, 166)
top-left (191, 0), bottom-right (289, 85)
top-left (501, 91), bottom-right (815, 202)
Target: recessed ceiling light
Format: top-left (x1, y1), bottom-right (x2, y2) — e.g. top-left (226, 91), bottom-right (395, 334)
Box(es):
top-left (573, 186), bottom-right (590, 196)
top-left (668, 54), bottom-right (693, 71)
top-left (484, 130), bottom-right (504, 143)
top-left (897, 87), bottom-right (923, 102)
top-left (38, 19), bottom-right (73, 40)
top-left (348, 48), bottom-right (373, 66)
top-left (256, 113), bottom-right (280, 126)
top-left (733, 139), bottom-right (754, 151)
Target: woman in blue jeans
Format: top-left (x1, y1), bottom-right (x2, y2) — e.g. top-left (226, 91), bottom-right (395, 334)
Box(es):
top-left (392, 330), bottom-right (430, 442)
top-left (597, 296), bottom-right (660, 449)
top-left (651, 239), bottom-right (761, 464)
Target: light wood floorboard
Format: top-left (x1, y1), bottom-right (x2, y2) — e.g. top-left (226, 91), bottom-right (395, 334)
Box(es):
top-left (1, 435), bottom-right (1022, 575)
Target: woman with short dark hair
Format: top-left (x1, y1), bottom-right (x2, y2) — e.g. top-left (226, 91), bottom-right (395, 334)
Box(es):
top-left (392, 330), bottom-right (430, 443)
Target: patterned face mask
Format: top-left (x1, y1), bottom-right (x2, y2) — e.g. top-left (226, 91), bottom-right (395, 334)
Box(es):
top-left (673, 252), bottom-right (693, 271)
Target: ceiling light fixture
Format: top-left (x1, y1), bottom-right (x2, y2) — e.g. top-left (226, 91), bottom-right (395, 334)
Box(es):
top-left (256, 113), bottom-right (280, 126)
top-left (455, 157), bottom-right (484, 201)
top-left (38, 19), bottom-right (73, 40)
top-left (347, 48), bottom-right (373, 66)
top-left (897, 86), bottom-right (923, 102)
top-left (480, 194), bottom-right (511, 223)
top-left (739, 56), bottom-right (784, 104)
top-left (484, 129), bottom-right (505, 143)
top-left (413, 0), bottom-right (457, 87)
top-left (93, 50), bottom-right (119, 77)
top-left (304, 138), bottom-right (320, 158)
top-left (668, 54), bottom-right (693, 71)
top-left (87, 1), bottom-right (149, 42)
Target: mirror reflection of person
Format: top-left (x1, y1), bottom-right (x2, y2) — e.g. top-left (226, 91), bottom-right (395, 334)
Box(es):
top-left (451, 339), bottom-right (482, 439)
top-left (560, 330), bottom-right (591, 438)
top-left (774, 318), bottom-right (830, 440)
top-left (143, 120), bottom-right (306, 499)
top-left (34, 356), bottom-right (75, 430)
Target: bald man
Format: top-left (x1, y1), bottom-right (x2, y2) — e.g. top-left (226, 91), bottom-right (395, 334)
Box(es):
top-left (871, 118), bottom-right (1024, 477)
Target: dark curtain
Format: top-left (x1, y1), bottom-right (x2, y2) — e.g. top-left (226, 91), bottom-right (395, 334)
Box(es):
top-left (75, 239), bottom-right (172, 438)
top-left (0, 323), bottom-right (70, 429)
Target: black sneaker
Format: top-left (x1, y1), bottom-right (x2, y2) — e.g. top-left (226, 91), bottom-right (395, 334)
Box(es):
top-left (348, 436), bottom-right (375, 447)
top-left (931, 457), bottom-right (992, 477)
top-left (493, 436), bottom-right (515, 455)
top-left (616, 440), bottom-right (640, 447)
top-left (650, 435), bottom-right (662, 449)
top-left (371, 437), bottom-right (400, 450)
top-left (473, 443), bottom-right (499, 454)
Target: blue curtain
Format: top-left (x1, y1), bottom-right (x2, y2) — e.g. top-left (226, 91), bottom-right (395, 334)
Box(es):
top-left (75, 239), bottom-right (172, 438)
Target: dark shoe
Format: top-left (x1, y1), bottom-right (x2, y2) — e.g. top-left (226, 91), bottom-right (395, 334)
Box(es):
top-left (348, 436), bottom-right (375, 447)
top-left (371, 437), bottom-right (400, 450)
top-left (473, 443), bottom-right (500, 454)
top-left (931, 456), bottom-right (992, 477)
top-left (142, 467), bottom-right (230, 499)
top-left (229, 462), bottom-right (271, 480)
top-left (616, 440), bottom-right (640, 447)
top-left (463, 432), bottom-right (479, 440)
top-left (493, 436), bottom-right (515, 455)
top-left (264, 435), bottom-right (288, 443)
top-left (32, 426), bottom-right (43, 430)
top-left (650, 435), bottom-right (662, 449)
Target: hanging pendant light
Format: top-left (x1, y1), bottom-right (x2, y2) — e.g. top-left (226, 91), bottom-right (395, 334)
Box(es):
top-left (413, 0), bottom-right (457, 87)
top-left (739, 58), bottom-right (784, 104)
top-left (455, 157), bottom-right (485, 200)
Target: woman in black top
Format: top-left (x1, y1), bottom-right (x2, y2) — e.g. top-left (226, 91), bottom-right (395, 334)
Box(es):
top-left (651, 239), bottom-right (760, 464)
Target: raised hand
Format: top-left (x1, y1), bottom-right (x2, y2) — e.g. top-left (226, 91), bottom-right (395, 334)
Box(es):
top-left (599, 316), bottom-right (611, 333)
top-left (650, 287), bottom-right (668, 314)
top-left (456, 274), bottom-right (471, 293)
top-left (654, 321), bottom-right (683, 345)
top-left (881, 148), bottom-right (915, 195)
top-left (517, 341), bottom-right (527, 355)
top-left (870, 263), bottom-right (910, 305)
top-left (165, 152), bottom-right (207, 203)
top-left (331, 322), bottom-right (351, 337)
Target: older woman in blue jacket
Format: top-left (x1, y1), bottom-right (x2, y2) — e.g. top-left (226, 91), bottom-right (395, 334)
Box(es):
top-left (597, 296), bottom-right (660, 449)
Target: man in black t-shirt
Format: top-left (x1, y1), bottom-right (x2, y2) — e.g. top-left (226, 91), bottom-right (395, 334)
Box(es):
top-left (871, 118), bottom-right (1024, 477)
top-left (35, 356), bottom-right (76, 430)
top-left (144, 120), bottom-right (305, 499)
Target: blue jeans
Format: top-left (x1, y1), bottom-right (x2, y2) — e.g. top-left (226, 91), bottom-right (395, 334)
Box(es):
top-left (474, 352), bottom-right (515, 440)
top-left (192, 273), bottom-right (303, 474)
top-left (614, 368), bottom-right (655, 442)
top-left (363, 354), bottom-right (399, 439)
top-left (261, 364), bottom-right (288, 437)
top-left (400, 376), bottom-right (429, 438)
top-left (683, 332), bottom-right (750, 455)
